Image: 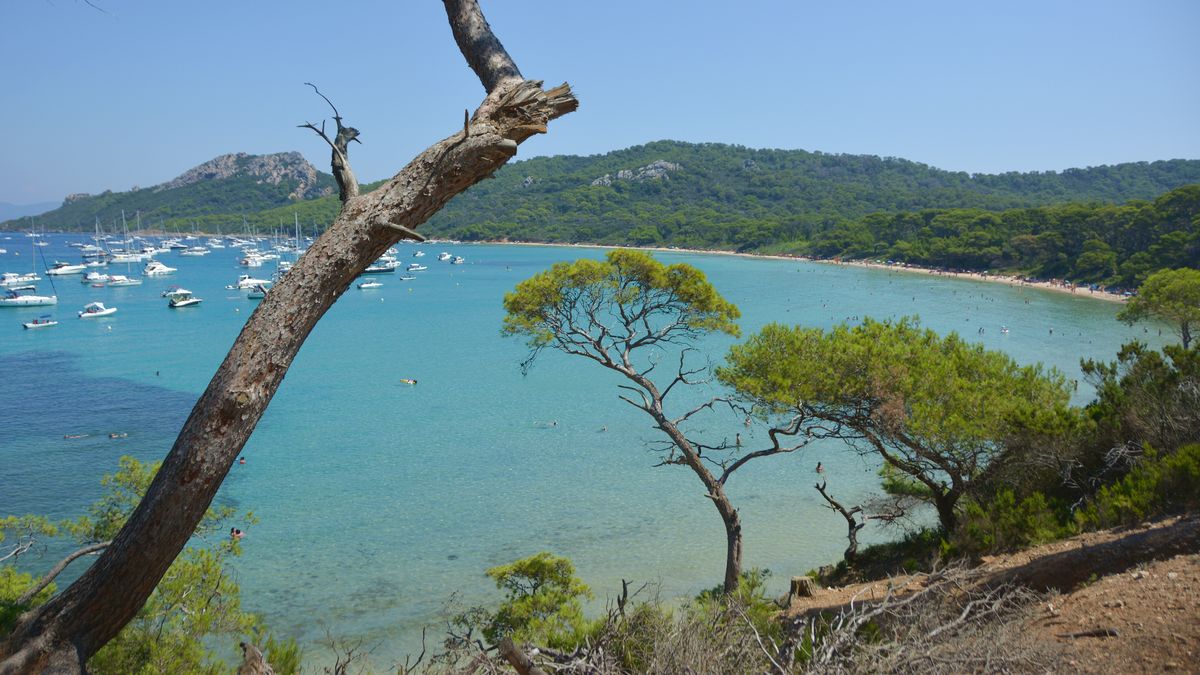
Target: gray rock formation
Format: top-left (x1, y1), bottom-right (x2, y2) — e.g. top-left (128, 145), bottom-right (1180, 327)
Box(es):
top-left (157, 152), bottom-right (330, 200)
top-left (591, 159), bottom-right (681, 187)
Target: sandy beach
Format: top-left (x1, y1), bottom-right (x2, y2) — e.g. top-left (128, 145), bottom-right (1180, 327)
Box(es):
top-left (491, 240), bottom-right (1129, 304)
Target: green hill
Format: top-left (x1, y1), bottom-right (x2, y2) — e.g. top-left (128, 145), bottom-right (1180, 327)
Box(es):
top-left (414, 141), bottom-right (1200, 248)
top-left (7, 152), bottom-right (336, 233)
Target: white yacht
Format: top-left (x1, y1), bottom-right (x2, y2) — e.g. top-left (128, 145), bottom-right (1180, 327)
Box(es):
top-left (357, 280), bottom-right (383, 289)
top-left (106, 275), bottom-right (143, 287)
top-left (451, 256), bottom-right (465, 265)
top-left (1, 272), bottom-right (40, 286)
top-left (226, 274), bottom-right (272, 290)
top-left (180, 246), bottom-right (210, 257)
top-left (78, 301), bottom-right (117, 318)
top-left (437, 252), bottom-right (452, 261)
top-left (0, 289), bottom-right (58, 307)
top-left (407, 263), bottom-right (428, 272)
top-left (46, 261), bottom-right (87, 276)
top-left (246, 284), bottom-right (269, 299)
top-left (143, 260), bottom-right (177, 276)
top-left (81, 272), bottom-right (110, 285)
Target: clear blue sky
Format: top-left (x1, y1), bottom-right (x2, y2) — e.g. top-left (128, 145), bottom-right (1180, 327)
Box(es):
top-left (2, 0), bottom-right (1197, 204)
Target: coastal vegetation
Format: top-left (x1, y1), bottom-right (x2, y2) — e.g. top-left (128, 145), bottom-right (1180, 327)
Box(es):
top-left (1117, 267), bottom-right (1200, 348)
top-left (503, 250), bottom-right (810, 593)
top-left (13, 141), bottom-right (1196, 295)
top-left (0, 458), bottom-right (299, 674)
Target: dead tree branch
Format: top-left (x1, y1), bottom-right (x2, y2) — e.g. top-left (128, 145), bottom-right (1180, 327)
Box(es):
top-left (0, 1), bottom-right (576, 670)
top-left (16, 542), bottom-right (110, 607)
top-left (300, 82), bottom-right (361, 203)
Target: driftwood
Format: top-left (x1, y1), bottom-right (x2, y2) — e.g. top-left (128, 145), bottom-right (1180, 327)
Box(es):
top-left (0, 2), bottom-right (576, 672)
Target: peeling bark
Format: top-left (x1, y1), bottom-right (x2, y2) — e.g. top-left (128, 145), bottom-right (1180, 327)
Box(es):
top-left (0, 2), bottom-right (576, 672)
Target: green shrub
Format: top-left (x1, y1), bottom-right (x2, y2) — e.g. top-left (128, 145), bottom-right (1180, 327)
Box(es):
top-left (1078, 443), bottom-right (1200, 528)
top-left (955, 488), bottom-right (1074, 554)
top-left (483, 552), bottom-right (597, 650)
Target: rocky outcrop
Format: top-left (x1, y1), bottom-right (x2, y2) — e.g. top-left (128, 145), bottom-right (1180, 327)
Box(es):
top-left (591, 159), bottom-right (681, 187)
top-left (157, 152), bottom-right (330, 200)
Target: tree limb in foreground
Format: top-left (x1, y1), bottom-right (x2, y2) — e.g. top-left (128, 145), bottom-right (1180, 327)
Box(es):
top-left (0, 2), bottom-right (576, 671)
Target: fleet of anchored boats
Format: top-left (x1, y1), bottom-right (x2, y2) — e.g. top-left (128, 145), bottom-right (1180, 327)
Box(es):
top-left (3, 232), bottom-right (468, 329)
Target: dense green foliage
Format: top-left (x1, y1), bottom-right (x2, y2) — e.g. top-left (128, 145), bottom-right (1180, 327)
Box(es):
top-left (718, 317), bottom-right (1074, 532)
top-left (419, 142), bottom-right (1200, 249)
top-left (1076, 444), bottom-right (1200, 528)
top-left (481, 552), bottom-right (594, 649)
top-left (502, 248), bottom-right (741, 353)
top-left (0, 458), bottom-right (299, 674)
top-left (818, 184), bottom-right (1200, 287)
top-left (1117, 267), bottom-right (1200, 347)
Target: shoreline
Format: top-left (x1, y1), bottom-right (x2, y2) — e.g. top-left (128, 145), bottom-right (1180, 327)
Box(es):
top-left (487, 240), bottom-right (1129, 304)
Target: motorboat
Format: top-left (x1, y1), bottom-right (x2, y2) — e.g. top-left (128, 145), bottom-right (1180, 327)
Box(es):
top-left (246, 284), bottom-right (268, 299)
top-left (357, 280), bottom-right (383, 289)
top-left (407, 263), bottom-right (428, 272)
top-left (0, 290), bottom-right (58, 307)
top-left (362, 259), bottom-right (400, 274)
top-left (106, 275), bottom-right (143, 287)
top-left (78, 301), bottom-right (117, 318)
top-left (398, 275), bottom-right (416, 281)
top-left (180, 246), bottom-right (210, 257)
top-left (46, 261), bottom-right (87, 276)
top-left (109, 251), bottom-right (150, 264)
top-left (451, 256), bottom-right (465, 265)
top-left (143, 260), bottom-right (177, 276)
top-left (412, 250), bottom-right (425, 257)
top-left (437, 252), bottom-right (452, 261)
top-left (81, 272), bottom-right (110, 284)
top-left (1, 272), bottom-right (40, 286)
top-left (226, 274), bottom-right (272, 290)
top-left (239, 253), bottom-right (266, 267)
top-left (165, 288), bottom-right (202, 307)
top-left (22, 314), bottom-right (57, 329)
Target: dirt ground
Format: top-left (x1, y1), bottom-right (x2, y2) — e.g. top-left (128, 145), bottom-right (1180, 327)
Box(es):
top-left (786, 517), bottom-right (1200, 673)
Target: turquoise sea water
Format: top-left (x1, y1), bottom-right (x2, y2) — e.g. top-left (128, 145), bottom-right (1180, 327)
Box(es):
top-left (0, 234), bottom-right (1162, 666)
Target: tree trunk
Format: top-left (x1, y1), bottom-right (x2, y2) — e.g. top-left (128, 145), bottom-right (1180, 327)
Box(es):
top-left (934, 493), bottom-right (958, 534)
top-left (0, 3), bottom-right (576, 672)
top-left (717, 491), bottom-right (744, 594)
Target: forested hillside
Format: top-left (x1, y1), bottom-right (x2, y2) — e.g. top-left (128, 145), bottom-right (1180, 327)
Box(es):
top-left (808, 184), bottom-right (1200, 287)
top-left (4, 152), bottom-right (335, 232)
top-left (417, 141), bottom-right (1200, 248)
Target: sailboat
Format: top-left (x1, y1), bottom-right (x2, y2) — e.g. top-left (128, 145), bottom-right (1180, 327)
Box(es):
top-left (0, 231), bottom-right (57, 307)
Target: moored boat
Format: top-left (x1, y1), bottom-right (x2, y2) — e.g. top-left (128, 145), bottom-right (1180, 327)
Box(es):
top-left (22, 314), bottom-right (57, 329)
top-left (164, 288), bottom-right (202, 308)
top-left (46, 261), bottom-right (87, 276)
top-left (78, 301), bottom-right (117, 318)
top-left (143, 260), bottom-right (177, 276)
top-left (0, 290), bottom-right (58, 307)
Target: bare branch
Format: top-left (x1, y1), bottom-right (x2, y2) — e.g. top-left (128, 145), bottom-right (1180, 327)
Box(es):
top-left (17, 541), bottom-right (110, 606)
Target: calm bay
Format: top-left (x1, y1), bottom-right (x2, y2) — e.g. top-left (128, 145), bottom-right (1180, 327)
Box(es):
top-left (0, 235), bottom-right (1161, 663)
